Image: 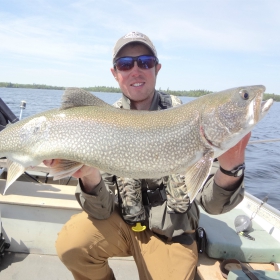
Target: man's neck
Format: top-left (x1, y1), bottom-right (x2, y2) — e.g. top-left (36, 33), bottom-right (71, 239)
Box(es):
top-left (130, 91), bottom-right (157, 111)
top-left (130, 101), bottom-right (151, 110)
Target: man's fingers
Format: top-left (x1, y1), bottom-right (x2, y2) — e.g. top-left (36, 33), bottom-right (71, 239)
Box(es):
top-left (43, 159), bottom-right (54, 167)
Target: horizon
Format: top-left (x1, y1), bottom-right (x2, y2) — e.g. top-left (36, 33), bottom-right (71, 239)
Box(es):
top-left (1, 82), bottom-right (279, 97)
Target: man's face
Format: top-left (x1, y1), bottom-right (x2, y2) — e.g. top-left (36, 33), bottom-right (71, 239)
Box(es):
top-left (111, 44), bottom-right (161, 107)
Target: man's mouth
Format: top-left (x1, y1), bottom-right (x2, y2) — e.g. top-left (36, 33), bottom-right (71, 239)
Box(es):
top-left (131, 82), bottom-right (144, 87)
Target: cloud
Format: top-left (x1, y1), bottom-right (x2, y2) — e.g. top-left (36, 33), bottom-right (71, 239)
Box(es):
top-left (0, 0), bottom-right (279, 92)
top-left (0, 12), bottom-right (110, 63)
top-left (1, 0), bottom-right (280, 61)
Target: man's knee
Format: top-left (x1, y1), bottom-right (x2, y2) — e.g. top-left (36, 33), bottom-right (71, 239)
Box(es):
top-left (55, 219), bottom-right (109, 265)
top-left (56, 236), bottom-right (115, 280)
top-left (55, 228), bottom-right (84, 266)
top-left (57, 244), bottom-right (85, 267)
top-left (55, 214), bottom-right (92, 265)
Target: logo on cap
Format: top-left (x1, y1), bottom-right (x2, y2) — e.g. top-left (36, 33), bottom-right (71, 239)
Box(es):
top-left (124, 31), bottom-right (145, 40)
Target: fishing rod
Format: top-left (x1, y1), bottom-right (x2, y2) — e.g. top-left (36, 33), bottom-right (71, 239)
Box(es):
top-left (19, 100), bottom-right (27, 120)
top-left (248, 138), bottom-right (280, 144)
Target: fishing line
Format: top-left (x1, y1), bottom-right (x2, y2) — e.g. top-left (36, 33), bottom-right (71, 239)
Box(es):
top-left (24, 171), bottom-right (43, 184)
top-left (248, 138), bottom-right (280, 144)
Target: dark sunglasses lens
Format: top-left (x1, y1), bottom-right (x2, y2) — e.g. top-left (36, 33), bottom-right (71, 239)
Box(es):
top-left (115, 56), bottom-right (157, 71)
top-left (138, 56), bottom-right (156, 69)
top-left (115, 57), bottom-right (134, 71)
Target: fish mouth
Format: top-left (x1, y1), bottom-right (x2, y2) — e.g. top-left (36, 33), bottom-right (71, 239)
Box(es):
top-left (254, 98), bottom-right (273, 123)
top-left (261, 99), bottom-right (273, 115)
top-left (251, 86), bottom-right (273, 123)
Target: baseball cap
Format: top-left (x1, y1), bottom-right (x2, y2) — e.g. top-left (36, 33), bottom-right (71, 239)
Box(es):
top-left (112, 31), bottom-right (157, 62)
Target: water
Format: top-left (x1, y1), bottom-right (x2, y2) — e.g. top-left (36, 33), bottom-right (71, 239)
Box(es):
top-left (0, 88), bottom-right (279, 211)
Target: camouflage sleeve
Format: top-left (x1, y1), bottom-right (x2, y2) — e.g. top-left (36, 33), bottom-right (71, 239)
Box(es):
top-left (195, 161), bottom-right (245, 214)
top-left (165, 174), bottom-right (190, 213)
top-left (165, 160), bottom-right (244, 214)
top-left (115, 177), bottom-right (147, 224)
top-left (113, 98), bottom-right (122, 108)
top-left (170, 95), bottom-right (183, 107)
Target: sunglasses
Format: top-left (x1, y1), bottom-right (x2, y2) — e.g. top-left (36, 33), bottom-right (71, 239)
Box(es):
top-left (114, 55), bottom-right (159, 71)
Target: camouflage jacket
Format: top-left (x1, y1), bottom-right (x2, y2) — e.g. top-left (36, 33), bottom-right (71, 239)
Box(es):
top-left (75, 91), bottom-right (244, 238)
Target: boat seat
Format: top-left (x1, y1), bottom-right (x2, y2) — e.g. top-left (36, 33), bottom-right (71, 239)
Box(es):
top-left (199, 207), bottom-right (280, 263)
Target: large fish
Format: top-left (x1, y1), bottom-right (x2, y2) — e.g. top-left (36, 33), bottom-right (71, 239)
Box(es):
top-left (0, 86), bottom-right (273, 201)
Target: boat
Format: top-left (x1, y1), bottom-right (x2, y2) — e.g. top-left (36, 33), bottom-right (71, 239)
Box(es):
top-left (0, 99), bottom-right (279, 279)
top-left (0, 159), bottom-right (279, 279)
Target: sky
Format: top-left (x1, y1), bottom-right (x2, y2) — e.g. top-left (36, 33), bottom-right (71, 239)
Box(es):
top-left (0, 0), bottom-right (280, 94)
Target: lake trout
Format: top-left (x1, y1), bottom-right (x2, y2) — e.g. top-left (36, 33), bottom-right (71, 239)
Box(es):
top-left (0, 86), bottom-right (273, 201)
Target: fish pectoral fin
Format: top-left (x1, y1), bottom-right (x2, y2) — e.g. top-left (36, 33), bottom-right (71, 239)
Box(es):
top-left (4, 160), bottom-right (26, 195)
top-left (185, 150), bottom-right (214, 203)
top-left (48, 159), bottom-right (84, 180)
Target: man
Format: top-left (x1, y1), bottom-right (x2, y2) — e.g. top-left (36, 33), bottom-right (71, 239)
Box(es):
top-left (44, 31), bottom-right (249, 280)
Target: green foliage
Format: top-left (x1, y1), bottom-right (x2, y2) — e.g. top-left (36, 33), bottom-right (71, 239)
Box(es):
top-left (161, 88), bottom-right (213, 97)
top-left (262, 93), bottom-right (280, 102)
top-left (83, 86), bottom-right (122, 93)
top-left (0, 82), bottom-right (65, 90)
top-left (0, 82), bottom-right (122, 93)
top-left (0, 82), bottom-right (279, 101)
top-left (161, 87), bottom-right (280, 101)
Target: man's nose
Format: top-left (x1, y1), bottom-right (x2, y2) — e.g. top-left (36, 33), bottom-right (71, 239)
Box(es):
top-left (131, 61), bottom-right (141, 74)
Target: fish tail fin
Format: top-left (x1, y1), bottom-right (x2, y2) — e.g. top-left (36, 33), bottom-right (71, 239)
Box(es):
top-left (3, 160), bottom-right (25, 195)
top-left (48, 159), bottom-right (83, 180)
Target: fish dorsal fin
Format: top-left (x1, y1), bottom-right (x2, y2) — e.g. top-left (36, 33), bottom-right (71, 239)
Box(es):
top-left (60, 87), bottom-right (111, 109)
top-left (4, 159), bottom-right (26, 195)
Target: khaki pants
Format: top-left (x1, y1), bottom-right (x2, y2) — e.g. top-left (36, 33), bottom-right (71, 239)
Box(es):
top-left (56, 210), bottom-right (198, 280)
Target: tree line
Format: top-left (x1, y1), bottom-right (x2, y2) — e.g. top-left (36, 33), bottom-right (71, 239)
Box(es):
top-left (0, 82), bottom-right (279, 101)
top-left (0, 82), bottom-right (65, 90)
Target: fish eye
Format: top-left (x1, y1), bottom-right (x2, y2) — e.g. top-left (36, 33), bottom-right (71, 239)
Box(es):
top-left (239, 89), bottom-right (249, 100)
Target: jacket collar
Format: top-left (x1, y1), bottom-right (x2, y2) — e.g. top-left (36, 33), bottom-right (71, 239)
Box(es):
top-left (121, 91), bottom-right (159, 111)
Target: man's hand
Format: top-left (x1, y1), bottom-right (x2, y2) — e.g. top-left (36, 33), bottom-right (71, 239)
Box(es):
top-left (215, 132), bottom-right (251, 190)
top-left (43, 160), bottom-right (102, 193)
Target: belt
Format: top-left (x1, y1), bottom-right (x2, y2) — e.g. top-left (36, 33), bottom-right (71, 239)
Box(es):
top-left (155, 231), bottom-right (196, 245)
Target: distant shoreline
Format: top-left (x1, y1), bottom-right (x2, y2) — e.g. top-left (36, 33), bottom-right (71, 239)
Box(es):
top-left (0, 82), bottom-right (279, 101)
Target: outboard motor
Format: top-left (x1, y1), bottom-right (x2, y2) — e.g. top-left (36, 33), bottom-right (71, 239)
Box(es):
top-left (0, 98), bottom-right (19, 131)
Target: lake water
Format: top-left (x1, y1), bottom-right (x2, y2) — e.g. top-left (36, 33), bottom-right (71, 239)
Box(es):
top-left (0, 88), bottom-right (279, 211)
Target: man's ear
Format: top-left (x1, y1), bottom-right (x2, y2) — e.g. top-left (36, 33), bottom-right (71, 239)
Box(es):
top-left (155, 63), bottom-right (161, 76)
top-left (111, 68), bottom-right (118, 80)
